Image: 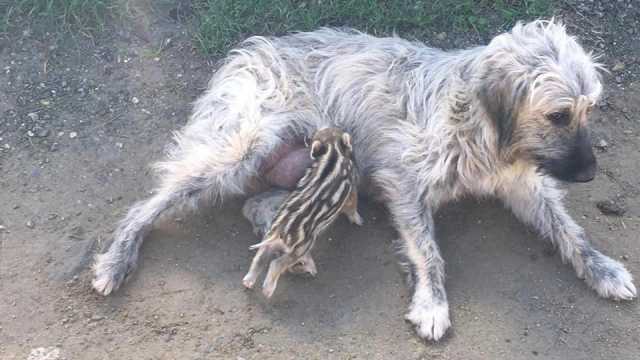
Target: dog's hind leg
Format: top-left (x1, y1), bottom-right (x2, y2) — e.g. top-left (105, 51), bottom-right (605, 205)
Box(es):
top-left (497, 170), bottom-right (636, 300)
top-left (93, 113), bottom-right (304, 295)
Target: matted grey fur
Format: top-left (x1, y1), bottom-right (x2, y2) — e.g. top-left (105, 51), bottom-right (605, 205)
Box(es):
top-left (93, 20), bottom-right (636, 341)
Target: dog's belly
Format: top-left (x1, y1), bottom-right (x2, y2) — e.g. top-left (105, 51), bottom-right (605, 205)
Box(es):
top-left (259, 142), bottom-right (312, 189)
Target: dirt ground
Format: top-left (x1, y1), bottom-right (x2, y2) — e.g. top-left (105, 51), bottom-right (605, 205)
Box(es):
top-left (1, 2), bottom-right (640, 359)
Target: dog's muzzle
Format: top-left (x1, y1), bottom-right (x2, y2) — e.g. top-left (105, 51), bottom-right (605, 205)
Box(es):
top-left (542, 128), bottom-right (597, 183)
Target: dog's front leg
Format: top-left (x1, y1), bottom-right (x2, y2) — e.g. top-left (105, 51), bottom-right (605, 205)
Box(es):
top-left (497, 173), bottom-right (636, 300)
top-left (385, 184), bottom-right (450, 341)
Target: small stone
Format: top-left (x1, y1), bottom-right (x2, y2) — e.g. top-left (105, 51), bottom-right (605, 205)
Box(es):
top-left (115, 142), bottom-right (124, 149)
top-left (27, 112), bottom-right (39, 121)
top-left (69, 131), bottom-right (78, 139)
top-left (595, 139), bottom-right (608, 150)
top-left (40, 99), bottom-right (51, 106)
top-left (612, 62), bottom-right (625, 72)
top-left (622, 255), bottom-right (629, 261)
top-left (27, 347), bottom-right (60, 360)
top-left (27, 130), bottom-right (35, 137)
top-left (596, 200), bottom-right (626, 216)
top-left (615, 76), bottom-right (623, 83)
top-left (0, 225), bottom-right (6, 232)
top-left (26, 220), bottom-right (35, 229)
top-left (38, 129), bottom-right (50, 138)
top-left (436, 32), bottom-right (447, 41)
top-left (90, 315), bottom-right (104, 322)
top-left (131, 96), bottom-right (139, 104)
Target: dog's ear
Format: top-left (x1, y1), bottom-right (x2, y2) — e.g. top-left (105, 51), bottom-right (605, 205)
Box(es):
top-left (478, 78), bottom-right (528, 150)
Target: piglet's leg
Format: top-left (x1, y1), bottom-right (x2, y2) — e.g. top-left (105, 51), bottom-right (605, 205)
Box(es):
top-left (243, 241), bottom-right (285, 289)
top-left (262, 254), bottom-right (298, 298)
top-left (342, 190), bottom-right (363, 226)
top-left (242, 190), bottom-right (318, 276)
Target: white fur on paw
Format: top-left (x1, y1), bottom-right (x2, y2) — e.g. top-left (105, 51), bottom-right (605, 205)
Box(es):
top-left (91, 253), bottom-right (125, 296)
top-left (405, 301), bottom-right (451, 341)
top-left (242, 274), bottom-right (256, 289)
top-left (587, 255), bottom-right (637, 300)
top-left (92, 270), bottom-right (118, 296)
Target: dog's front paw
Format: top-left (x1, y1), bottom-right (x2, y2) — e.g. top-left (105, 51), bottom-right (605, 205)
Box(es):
top-left (405, 300), bottom-right (451, 341)
top-left (584, 250), bottom-right (636, 300)
top-left (92, 252), bottom-right (132, 296)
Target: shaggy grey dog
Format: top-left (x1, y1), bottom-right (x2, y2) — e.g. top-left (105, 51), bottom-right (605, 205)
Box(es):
top-left (93, 20), bottom-right (636, 341)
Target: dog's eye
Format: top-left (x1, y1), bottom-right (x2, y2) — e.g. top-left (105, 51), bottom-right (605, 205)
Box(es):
top-left (546, 111), bottom-right (571, 126)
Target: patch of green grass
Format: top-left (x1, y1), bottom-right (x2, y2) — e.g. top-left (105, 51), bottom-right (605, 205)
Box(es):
top-left (0, 0), bottom-right (117, 35)
top-left (192, 0), bottom-right (554, 55)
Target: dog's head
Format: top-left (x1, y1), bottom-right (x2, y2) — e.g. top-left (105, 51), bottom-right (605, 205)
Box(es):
top-left (478, 20), bottom-right (603, 183)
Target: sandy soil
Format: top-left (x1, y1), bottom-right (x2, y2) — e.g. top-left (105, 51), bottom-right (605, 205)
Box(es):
top-left (1, 2), bottom-right (639, 359)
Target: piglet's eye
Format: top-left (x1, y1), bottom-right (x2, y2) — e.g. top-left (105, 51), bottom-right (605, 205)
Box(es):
top-left (310, 141), bottom-right (328, 159)
top-left (546, 111), bottom-right (571, 127)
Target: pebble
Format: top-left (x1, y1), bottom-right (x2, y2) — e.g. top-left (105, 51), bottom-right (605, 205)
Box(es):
top-left (595, 139), bottom-right (608, 150)
top-left (27, 112), bottom-right (39, 121)
top-left (612, 62), bottom-right (625, 72)
top-left (27, 347), bottom-right (60, 360)
top-left (0, 225), bottom-right (6, 232)
top-left (436, 32), bottom-right (447, 41)
top-left (27, 130), bottom-right (35, 137)
top-left (131, 96), bottom-right (140, 104)
top-left (90, 315), bottom-right (105, 322)
top-left (596, 200), bottom-right (626, 216)
top-left (38, 129), bottom-right (50, 137)
top-left (26, 220), bottom-right (35, 229)
top-left (115, 142), bottom-right (124, 149)
top-left (69, 131), bottom-right (78, 139)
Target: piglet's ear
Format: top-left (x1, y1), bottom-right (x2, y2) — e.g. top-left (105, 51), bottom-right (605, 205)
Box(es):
top-left (310, 140), bottom-right (327, 159)
top-left (341, 132), bottom-right (352, 150)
